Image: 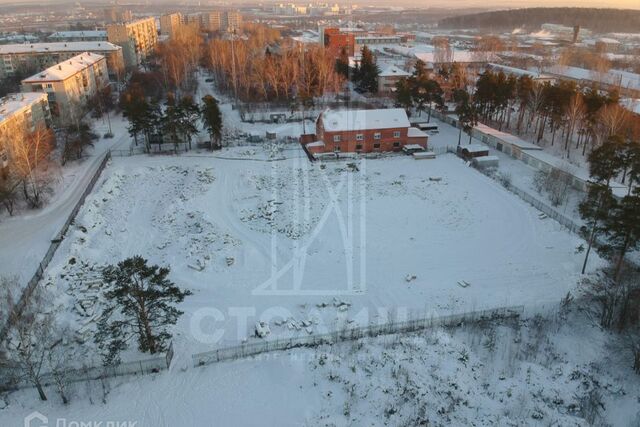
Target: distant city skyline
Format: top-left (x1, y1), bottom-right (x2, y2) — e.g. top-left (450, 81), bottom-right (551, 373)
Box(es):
top-left (0, 0), bottom-right (639, 8)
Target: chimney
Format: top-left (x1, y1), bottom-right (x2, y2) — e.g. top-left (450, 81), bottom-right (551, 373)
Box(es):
top-left (58, 65), bottom-right (62, 70)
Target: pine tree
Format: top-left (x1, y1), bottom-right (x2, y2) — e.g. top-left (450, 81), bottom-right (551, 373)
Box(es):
top-left (95, 256), bottom-right (191, 363)
top-left (178, 96), bottom-right (200, 150)
top-left (354, 46), bottom-right (379, 93)
top-left (201, 95), bottom-right (223, 149)
top-left (162, 95), bottom-right (183, 152)
top-left (335, 47), bottom-right (350, 79)
top-left (605, 191), bottom-right (640, 281)
top-left (394, 78), bottom-right (413, 113)
top-left (579, 183), bottom-right (617, 274)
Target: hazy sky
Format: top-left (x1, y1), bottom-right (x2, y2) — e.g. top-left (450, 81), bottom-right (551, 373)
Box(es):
top-left (0, 0), bottom-right (638, 8)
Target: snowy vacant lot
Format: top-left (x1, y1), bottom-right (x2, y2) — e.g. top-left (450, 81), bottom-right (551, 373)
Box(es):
top-left (3, 307), bottom-right (638, 426)
top-left (40, 143), bottom-right (596, 357)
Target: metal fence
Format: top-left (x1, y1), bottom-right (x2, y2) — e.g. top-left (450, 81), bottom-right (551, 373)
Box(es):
top-left (192, 305), bottom-right (524, 367)
top-left (1, 348), bottom-right (171, 392)
top-left (0, 152), bottom-right (112, 343)
top-left (505, 184), bottom-right (582, 234)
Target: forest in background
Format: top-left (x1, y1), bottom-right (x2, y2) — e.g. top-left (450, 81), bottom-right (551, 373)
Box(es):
top-left (439, 8), bottom-right (640, 33)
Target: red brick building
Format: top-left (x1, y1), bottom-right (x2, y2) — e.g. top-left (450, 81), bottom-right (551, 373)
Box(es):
top-left (322, 28), bottom-right (355, 57)
top-left (302, 108), bottom-right (428, 155)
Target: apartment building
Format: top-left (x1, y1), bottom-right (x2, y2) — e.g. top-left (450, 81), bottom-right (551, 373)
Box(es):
top-left (21, 52), bottom-right (108, 121)
top-left (104, 7), bottom-right (133, 24)
top-left (0, 92), bottom-right (51, 169)
top-left (200, 11), bottom-right (242, 32)
top-left (0, 42), bottom-right (124, 80)
top-left (224, 11), bottom-right (243, 32)
top-left (160, 13), bottom-right (183, 38)
top-left (48, 31), bottom-right (108, 42)
top-left (106, 17), bottom-right (158, 68)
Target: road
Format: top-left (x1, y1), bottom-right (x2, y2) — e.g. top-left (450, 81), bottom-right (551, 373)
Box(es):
top-left (0, 116), bottom-right (131, 282)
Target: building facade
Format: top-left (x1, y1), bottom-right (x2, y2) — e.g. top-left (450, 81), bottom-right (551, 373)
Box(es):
top-left (21, 52), bottom-right (108, 121)
top-left (104, 7), bottom-right (133, 24)
top-left (160, 13), bottom-right (183, 38)
top-left (106, 17), bottom-right (158, 69)
top-left (378, 65), bottom-right (411, 93)
top-left (0, 42), bottom-right (124, 80)
top-left (0, 92), bottom-right (51, 170)
top-left (303, 108), bottom-right (428, 154)
top-left (200, 11), bottom-right (242, 32)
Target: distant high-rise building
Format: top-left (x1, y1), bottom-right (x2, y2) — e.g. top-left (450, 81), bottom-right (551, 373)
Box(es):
top-left (200, 11), bottom-right (222, 32)
top-left (104, 7), bottom-right (133, 24)
top-left (106, 17), bottom-right (158, 68)
top-left (160, 12), bottom-right (183, 38)
top-left (200, 11), bottom-right (242, 33)
top-left (223, 11), bottom-right (242, 32)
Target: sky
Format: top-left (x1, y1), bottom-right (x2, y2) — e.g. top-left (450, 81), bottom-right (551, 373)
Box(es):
top-left (0, 0), bottom-right (638, 8)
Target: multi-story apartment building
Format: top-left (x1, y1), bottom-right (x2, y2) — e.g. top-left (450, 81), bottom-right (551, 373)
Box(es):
top-left (106, 17), bottom-right (158, 69)
top-left (0, 92), bottom-right (51, 170)
top-left (48, 31), bottom-right (108, 42)
top-left (0, 42), bottom-right (124, 80)
top-left (104, 7), bottom-right (133, 24)
top-left (223, 11), bottom-right (243, 32)
top-left (21, 52), bottom-right (108, 121)
top-left (200, 12), bottom-right (222, 32)
top-left (200, 11), bottom-right (242, 32)
top-left (160, 13), bottom-right (183, 38)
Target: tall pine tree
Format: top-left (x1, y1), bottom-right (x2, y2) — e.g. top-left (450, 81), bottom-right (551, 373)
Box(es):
top-left (96, 256), bottom-right (191, 363)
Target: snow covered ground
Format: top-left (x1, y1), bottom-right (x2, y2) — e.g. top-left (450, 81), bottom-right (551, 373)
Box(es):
top-left (2, 304), bottom-right (638, 426)
top-left (0, 113), bottom-right (132, 282)
top-left (35, 141), bottom-right (599, 361)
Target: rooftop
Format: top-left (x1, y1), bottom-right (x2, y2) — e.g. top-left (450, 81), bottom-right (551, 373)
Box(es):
top-left (22, 52), bottom-right (105, 83)
top-left (543, 65), bottom-right (640, 91)
top-left (0, 92), bottom-right (48, 124)
top-left (49, 30), bottom-right (107, 39)
top-left (0, 41), bottom-right (121, 55)
top-left (320, 108), bottom-right (410, 132)
top-left (414, 51), bottom-right (499, 65)
top-left (379, 65), bottom-right (411, 78)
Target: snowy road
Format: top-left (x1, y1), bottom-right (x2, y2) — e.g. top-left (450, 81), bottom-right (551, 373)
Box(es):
top-left (0, 116), bottom-right (131, 282)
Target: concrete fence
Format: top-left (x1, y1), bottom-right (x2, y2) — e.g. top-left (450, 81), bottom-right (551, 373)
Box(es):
top-left (192, 305), bottom-right (524, 367)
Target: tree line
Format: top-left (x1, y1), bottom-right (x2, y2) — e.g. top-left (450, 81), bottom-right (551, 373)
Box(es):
top-left (204, 31), bottom-right (344, 104)
top-left (439, 8), bottom-right (640, 33)
top-left (441, 69), bottom-right (639, 162)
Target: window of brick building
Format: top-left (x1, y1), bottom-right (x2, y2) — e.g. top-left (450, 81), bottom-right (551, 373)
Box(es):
top-left (374, 132), bottom-right (381, 140)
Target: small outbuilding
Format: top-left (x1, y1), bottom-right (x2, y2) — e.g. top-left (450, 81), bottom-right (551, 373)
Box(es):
top-left (457, 144), bottom-right (489, 160)
top-left (472, 155), bottom-right (499, 169)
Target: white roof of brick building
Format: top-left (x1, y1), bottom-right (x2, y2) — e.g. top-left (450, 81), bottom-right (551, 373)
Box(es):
top-left (0, 92), bottom-right (48, 124)
top-left (379, 65), bottom-right (411, 78)
top-left (320, 108), bottom-right (410, 132)
top-left (0, 42), bottom-right (120, 55)
top-left (22, 52), bottom-right (104, 83)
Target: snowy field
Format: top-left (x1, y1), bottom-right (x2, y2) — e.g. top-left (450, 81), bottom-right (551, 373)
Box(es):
top-left (38, 143), bottom-right (596, 358)
top-left (3, 306), bottom-right (638, 426)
